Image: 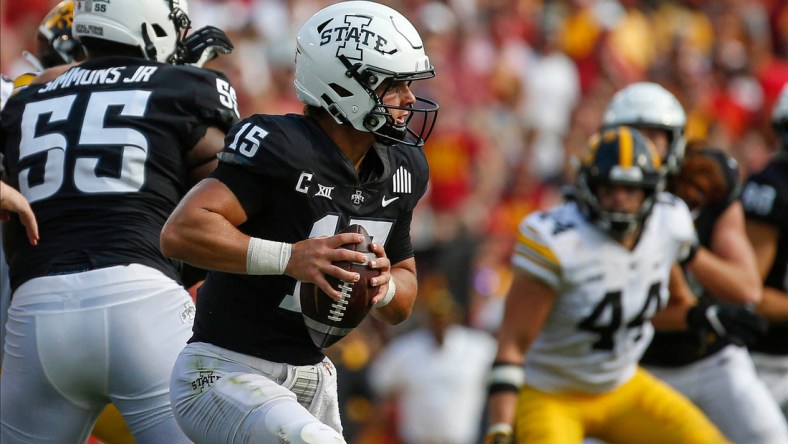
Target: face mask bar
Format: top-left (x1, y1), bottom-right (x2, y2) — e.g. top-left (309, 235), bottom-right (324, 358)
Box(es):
top-left (365, 96), bottom-right (439, 147)
top-left (339, 55), bottom-right (440, 147)
top-left (579, 176), bottom-right (662, 239)
top-left (166, 6), bottom-right (192, 64)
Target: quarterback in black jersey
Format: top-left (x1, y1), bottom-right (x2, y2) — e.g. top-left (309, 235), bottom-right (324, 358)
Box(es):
top-left (0, 1), bottom-right (238, 443)
top-left (742, 83), bottom-right (788, 418)
top-left (161, 2), bottom-right (438, 443)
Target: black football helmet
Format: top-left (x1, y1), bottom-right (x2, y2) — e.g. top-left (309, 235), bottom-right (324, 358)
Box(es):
top-left (36, 0), bottom-right (84, 68)
top-left (577, 126), bottom-right (665, 238)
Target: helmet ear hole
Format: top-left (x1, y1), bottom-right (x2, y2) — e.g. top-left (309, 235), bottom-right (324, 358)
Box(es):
top-left (365, 115), bottom-right (379, 128)
top-left (151, 24), bottom-right (169, 38)
top-left (329, 83), bottom-right (353, 98)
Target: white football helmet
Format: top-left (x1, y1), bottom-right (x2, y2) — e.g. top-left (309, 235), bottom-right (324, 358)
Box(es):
top-left (72, 0), bottom-right (191, 63)
top-left (772, 82), bottom-right (788, 151)
top-left (603, 82), bottom-right (686, 174)
top-left (294, 1), bottom-right (439, 147)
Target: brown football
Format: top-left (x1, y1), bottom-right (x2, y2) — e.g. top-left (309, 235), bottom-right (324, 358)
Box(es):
top-left (300, 224), bottom-right (380, 348)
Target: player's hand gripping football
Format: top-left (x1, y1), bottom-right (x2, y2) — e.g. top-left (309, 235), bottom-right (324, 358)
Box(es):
top-left (286, 232), bottom-right (372, 301)
top-left (176, 26), bottom-right (234, 67)
top-left (687, 303), bottom-right (768, 347)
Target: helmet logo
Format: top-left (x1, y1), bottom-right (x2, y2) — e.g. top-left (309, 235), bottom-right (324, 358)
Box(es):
top-left (319, 15), bottom-right (393, 61)
top-left (44, 3), bottom-right (74, 33)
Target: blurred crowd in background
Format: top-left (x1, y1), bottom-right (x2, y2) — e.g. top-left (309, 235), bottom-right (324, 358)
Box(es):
top-left (2, 0), bottom-right (788, 443)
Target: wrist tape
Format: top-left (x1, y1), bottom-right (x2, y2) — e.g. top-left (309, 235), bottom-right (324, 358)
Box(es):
top-left (246, 237), bottom-right (292, 275)
top-left (488, 362), bottom-right (525, 395)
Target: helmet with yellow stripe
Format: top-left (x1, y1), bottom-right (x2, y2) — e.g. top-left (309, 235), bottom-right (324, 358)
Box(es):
top-left (37, 0), bottom-right (85, 68)
top-left (577, 126), bottom-right (665, 238)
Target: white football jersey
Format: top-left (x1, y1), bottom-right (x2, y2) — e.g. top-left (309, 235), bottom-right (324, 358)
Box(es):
top-left (512, 193), bottom-right (695, 394)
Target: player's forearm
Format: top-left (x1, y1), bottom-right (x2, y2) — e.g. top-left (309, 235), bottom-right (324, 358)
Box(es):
top-left (652, 302), bottom-right (691, 330)
top-left (487, 391), bottom-right (519, 428)
top-left (756, 287), bottom-right (788, 321)
top-left (689, 247), bottom-right (762, 304)
top-left (371, 266), bottom-right (416, 324)
top-left (160, 210), bottom-right (250, 273)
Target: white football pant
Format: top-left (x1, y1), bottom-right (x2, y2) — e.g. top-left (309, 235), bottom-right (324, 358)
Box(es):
top-left (646, 344), bottom-right (788, 444)
top-left (170, 341), bottom-right (346, 444)
top-left (0, 264), bottom-right (195, 443)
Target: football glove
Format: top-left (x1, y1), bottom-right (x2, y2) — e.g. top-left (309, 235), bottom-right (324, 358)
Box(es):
top-left (686, 303), bottom-right (767, 347)
top-left (175, 26), bottom-right (234, 67)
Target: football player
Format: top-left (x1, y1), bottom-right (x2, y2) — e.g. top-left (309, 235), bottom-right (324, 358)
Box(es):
top-left (742, 82), bottom-right (788, 419)
top-left (485, 127), bottom-right (727, 443)
top-left (159, 1), bottom-right (438, 442)
top-left (1, 0), bottom-right (83, 365)
top-left (604, 82), bottom-right (787, 443)
top-left (0, 0), bottom-right (239, 442)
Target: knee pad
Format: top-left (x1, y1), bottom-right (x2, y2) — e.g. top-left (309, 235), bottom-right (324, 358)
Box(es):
top-left (249, 397), bottom-right (345, 444)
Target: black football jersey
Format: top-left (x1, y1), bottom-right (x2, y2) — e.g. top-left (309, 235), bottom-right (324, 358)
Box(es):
top-left (642, 150), bottom-right (741, 367)
top-left (191, 113), bottom-right (429, 365)
top-left (0, 56), bottom-right (239, 290)
top-left (741, 155), bottom-right (788, 355)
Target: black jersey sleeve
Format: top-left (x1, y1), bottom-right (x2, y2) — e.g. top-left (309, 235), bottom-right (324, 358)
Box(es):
top-left (385, 207), bottom-right (415, 265)
top-left (186, 67), bottom-right (239, 132)
top-left (741, 161), bottom-right (788, 228)
top-left (211, 114), bottom-right (302, 217)
top-left (173, 66), bottom-right (239, 148)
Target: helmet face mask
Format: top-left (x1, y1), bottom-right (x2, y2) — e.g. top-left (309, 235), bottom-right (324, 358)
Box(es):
top-left (603, 82), bottom-right (686, 175)
top-left (578, 127), bottom-right (665, 239)
top-left (72, 0), bottom-right (191, 63)
top-left (294, 1), bottom-right (439, 147)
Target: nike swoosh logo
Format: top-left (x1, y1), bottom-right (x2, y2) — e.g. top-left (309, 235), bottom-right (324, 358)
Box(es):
top-left (382, 196), bottom-right (400, 207)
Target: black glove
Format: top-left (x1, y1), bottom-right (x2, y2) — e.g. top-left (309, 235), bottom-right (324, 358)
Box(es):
top-left (686, 303), bottom-right (767, 347)
top-left (175, 26), bottom-right (234, 66)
